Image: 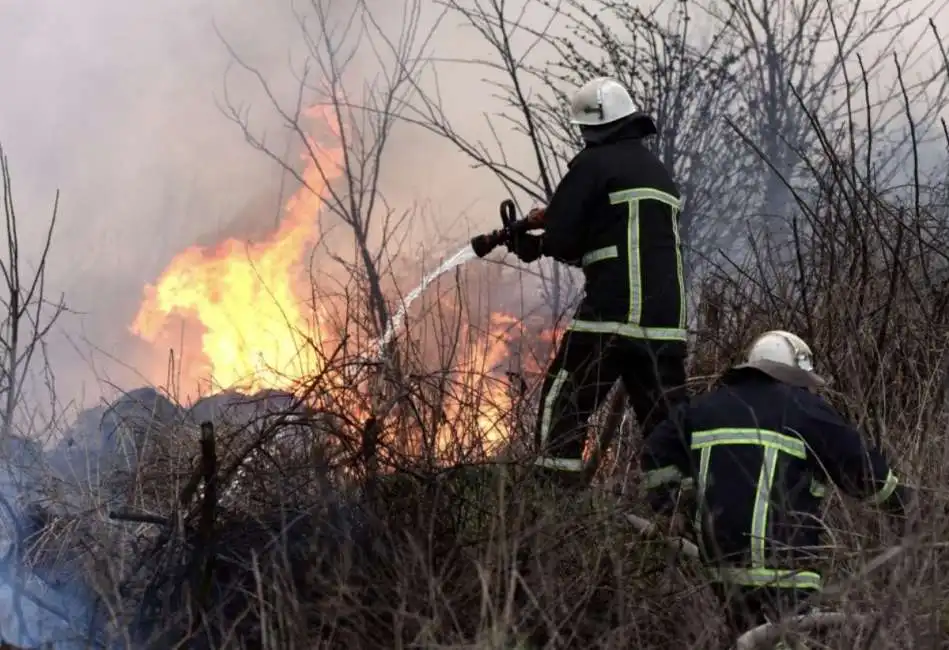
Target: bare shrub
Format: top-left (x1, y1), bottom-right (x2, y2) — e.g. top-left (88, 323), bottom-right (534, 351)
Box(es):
top-left (9, 7), bottom-right (949, 650)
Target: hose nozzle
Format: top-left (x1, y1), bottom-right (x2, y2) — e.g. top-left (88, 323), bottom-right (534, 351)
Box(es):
top-left (470, 229), bottom-right (507, 258)
top-left (470, 199), bottom-right (543, 258)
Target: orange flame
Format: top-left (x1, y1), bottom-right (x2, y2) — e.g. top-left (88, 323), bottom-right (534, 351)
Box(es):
top-left (427, 312), bottom-right (560, 454)
top-left (130, 107), bottom-right (344, 393)
top-left (129, 105), bottom-right (561, 455)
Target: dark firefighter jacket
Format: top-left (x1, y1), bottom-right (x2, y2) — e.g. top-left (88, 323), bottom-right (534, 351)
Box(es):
top-left (540, 119), bottom-right (686, 350)
top-left (641, 367), bottom-right (912, 592)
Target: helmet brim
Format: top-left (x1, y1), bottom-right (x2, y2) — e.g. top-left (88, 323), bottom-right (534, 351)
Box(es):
top-left (571, 112), bottom-right (658, 131)
top-left (732, 359), bottom-right (826, 389)
top-left (570, 115), bottom-right (623, 127)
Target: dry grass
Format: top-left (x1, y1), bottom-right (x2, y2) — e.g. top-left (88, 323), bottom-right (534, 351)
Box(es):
top-left (14, 161), bottom-right (949, 650)
top-left (6, 62), bottom-right (949, 650)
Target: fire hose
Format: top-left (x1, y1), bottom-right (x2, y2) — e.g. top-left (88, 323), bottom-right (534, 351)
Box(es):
top-left (470, 199), bottom-right (545, 258)
top-left (623, 512), bottom-right (905, 649)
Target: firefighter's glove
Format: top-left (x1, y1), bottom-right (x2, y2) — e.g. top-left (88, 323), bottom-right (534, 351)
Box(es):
top-left (506, 232), bottom-right (543, 264)
top-left (526, 206), bottom-right (546, 227)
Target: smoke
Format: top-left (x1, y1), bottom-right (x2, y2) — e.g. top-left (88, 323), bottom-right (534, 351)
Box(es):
top-left (0, 432), bottom-right (95, 647)
top-left (0, 0), bottom-right (556, 412)
top-left (0, 3), bottom-right (355, 643)
top-left (3, 0), bottom-right (946, 407)
top-left (0, 0), bottom-right (945, 643)
top-left (0, 2), bottom-right (284, 404)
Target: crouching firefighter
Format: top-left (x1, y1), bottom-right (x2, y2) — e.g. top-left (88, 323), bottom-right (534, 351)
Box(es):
top-left (506, 76), bottom-right (688, 489)
top-left (640, 330), bottom-right (915, 644)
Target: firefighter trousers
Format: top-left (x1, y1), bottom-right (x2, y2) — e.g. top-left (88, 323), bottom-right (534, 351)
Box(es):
top-left (533, 328), bottom-right (687, 474)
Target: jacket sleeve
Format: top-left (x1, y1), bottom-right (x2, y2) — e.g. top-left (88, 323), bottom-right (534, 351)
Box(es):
top-left (799, 395), bottom-right (913, 517)
top-left (640, 404), bottom-right (693, 515)
top-left (540, 154), bottom-right (601, 266)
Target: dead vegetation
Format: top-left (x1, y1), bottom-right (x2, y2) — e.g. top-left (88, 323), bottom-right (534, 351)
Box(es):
top-left (4, 4), bottom-right (949, 649)
top-left (12, 137), bottom-right (949, 649)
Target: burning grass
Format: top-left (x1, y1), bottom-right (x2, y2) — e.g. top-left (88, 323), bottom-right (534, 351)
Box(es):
top-left (17, 182), bottom-right (949, 647)
top-left (7, 91), bottom-right (949, 650)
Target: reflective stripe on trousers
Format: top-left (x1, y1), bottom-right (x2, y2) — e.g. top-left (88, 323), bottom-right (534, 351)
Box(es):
top-left (865, 469), bottom-right (899, 504)
top-left (710, 567), bottom-right (822, 591)
top-left (535, 367), bottom-right (583, 472)
top-left (581, 245), bottom-right (618, 266)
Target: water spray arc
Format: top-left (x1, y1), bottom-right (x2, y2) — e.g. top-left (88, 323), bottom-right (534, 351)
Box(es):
top-left (369, 199), bottom-right (536, 358)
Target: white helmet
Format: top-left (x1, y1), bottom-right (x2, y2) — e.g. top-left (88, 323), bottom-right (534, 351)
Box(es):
top-left (737, 330), bottom-right (825, 388)
top-left (569, 77), bottom-right (641, 127)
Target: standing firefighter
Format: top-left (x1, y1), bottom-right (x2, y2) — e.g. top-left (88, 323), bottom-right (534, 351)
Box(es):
top-left (641, 330), bottom-right (914, 644)
top-left (506, 76), bottom-right (688, 487)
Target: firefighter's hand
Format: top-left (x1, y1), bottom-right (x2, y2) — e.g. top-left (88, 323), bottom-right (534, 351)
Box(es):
top-left (506, 232), bottom-right (543, 263)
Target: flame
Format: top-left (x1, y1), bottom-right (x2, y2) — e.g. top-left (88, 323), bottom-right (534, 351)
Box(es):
top-left (443, 312), bottom-right (515, 452)
top-left (129, 104), bottom-right (562, 458)
top-left (428, 311), bottom-right (560, 454)
top-left (130, 106), bottom-right (344, 393)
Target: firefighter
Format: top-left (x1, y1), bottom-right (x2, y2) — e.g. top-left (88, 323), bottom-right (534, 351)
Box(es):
top-left (641, 329), bottom-right (914, 644)
top-left (505, 76), bottom-right (688, 488)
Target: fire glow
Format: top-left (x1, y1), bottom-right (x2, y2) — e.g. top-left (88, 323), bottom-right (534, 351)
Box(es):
top-left (129, 108), bottom-right (558, 450)
top-left (130, 107), bottom-right (344, 393)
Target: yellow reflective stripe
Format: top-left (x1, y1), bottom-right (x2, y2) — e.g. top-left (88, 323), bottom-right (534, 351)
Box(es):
top-left (644, 465), bottom-right (683, 489)
top-left (539, 369), bottom-right (569, 448)
top-left (709, 567), bottom-right (823, 591)
top-left (691, 428), bottom-right (807, 460)
top-left (608, 190), bottom-right (641, 326)
top-left (534, 456), bottom-right (583, 472)
top-left (671, 205), bottom-right (686, 329)
top-left (751, 447), bottom-right (779, 567)
top-left (693, 446), bottom-right (712, 551)
top-left (625, 197), bottom-right (642, 323)
top-left (567, 319), bottom-right (687, 341)
top-left (608, 187), bottom-right (685, 333)
top-left (609, 187), bottom-right (682, 210)
top-left (866, 470), bottom-right (899, 505)
top-left (690, 428), bottom-right (807, 568)
top-left (581, 245), bottom-right (618, 266)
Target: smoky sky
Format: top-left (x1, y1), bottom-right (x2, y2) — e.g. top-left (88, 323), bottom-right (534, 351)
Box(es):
top-left (1, 1), bottom-right (308, 403)
top-left (0, 0), bottom-right (538, 414)
top-left (1, 0), bottom-right (943, 418)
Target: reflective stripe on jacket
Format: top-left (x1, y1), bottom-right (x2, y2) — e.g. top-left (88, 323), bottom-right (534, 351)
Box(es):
top-left (641, 368), bottom-right (911, 590)
top-left (540, 119), bottom-right (686, 347)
